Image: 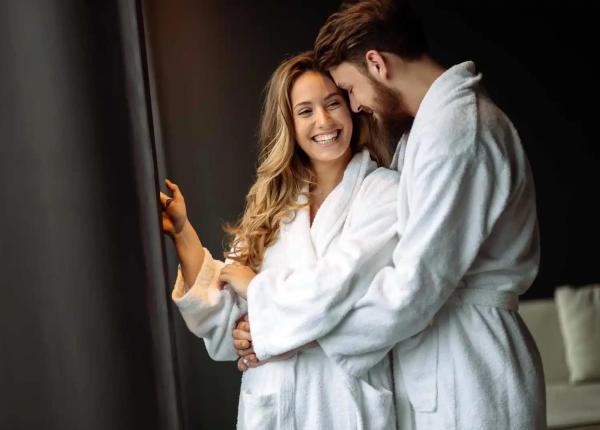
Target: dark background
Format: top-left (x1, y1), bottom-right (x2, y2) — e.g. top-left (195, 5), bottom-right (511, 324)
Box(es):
top-left (144, 1), bottom-right (599, 427)
top-left (0, 1), bottom-right (597, 429)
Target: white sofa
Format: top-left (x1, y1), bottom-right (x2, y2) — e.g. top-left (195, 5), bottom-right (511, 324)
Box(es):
top-left (520, 298), bottom-right (600, 429)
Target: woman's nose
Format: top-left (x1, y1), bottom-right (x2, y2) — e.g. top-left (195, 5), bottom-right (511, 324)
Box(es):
top-left (315, 107), bottom-right (332, 127)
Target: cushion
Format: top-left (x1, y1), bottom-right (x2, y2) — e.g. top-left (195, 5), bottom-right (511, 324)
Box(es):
top-left (555, 285), bottom-right (600, 384)
top-left (547, 382), bottom-right (600, 428)
top-left (519, 299), bottom-right (570, 383)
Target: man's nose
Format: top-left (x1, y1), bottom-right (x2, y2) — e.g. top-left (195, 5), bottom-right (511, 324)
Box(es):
top-left (349, 95), bottom-right (361, 113)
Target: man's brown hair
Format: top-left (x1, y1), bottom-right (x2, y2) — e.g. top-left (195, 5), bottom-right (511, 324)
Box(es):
top-left (314, 0), bottom-right (429, 70)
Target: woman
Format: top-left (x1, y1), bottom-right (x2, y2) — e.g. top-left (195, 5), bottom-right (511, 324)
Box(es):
top-left (160, 52), bottom-right (399, 429)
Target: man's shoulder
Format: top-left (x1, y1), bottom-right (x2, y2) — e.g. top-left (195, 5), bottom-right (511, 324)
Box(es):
top-left (411, 90), bottom-right (517, 163)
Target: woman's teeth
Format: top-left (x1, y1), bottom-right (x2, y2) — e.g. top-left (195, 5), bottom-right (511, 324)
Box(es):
top-left (313, 130), bottom-right (339, 145)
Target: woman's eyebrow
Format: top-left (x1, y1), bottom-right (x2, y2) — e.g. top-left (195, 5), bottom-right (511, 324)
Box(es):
top-left (324, 92), bottom-right (342, 101)
top-left (293, 101), bottom-right (312, 110)
top-left (294, 92), bottom-right (341, 109)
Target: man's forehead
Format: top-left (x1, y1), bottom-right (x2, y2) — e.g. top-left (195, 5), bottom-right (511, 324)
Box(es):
top-left (329, 62), bottom-right (356, 88)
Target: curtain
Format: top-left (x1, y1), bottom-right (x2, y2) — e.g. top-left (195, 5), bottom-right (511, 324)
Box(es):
top-left (0, 1), bottom-right (180, 428)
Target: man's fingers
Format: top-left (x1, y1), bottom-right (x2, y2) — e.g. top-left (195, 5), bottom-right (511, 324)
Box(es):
top-left (236, 346), bottom-right (255, 357)
top-left (235, 313), bottom-right (248, 326)
top-left (232, 328), bottom-right (252, 341)
top-left (238, 355), bottom-right (259, 370)
top-left (233, 339), bottom-right (252, 350)
top-left (238, 321), bottom-right (250, 332)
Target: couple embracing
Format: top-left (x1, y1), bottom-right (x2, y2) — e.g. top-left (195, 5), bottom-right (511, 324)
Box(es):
top-left (160, 1), bottom-right (545, 428)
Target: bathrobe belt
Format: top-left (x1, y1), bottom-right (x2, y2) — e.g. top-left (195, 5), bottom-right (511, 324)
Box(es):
top-left (448, 287), bottom-right (519, 311)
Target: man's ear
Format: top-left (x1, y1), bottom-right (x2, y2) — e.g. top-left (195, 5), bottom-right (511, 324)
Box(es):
top-left (365, 50), bottom-right (388, 81)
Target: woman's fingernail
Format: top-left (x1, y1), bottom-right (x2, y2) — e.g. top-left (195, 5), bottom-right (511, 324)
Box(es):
top-left (243, 358), bottom-right (248, 365)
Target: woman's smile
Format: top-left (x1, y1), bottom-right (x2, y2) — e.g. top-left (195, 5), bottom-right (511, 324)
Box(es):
top-left (312, 129), bottom-right (340, 146)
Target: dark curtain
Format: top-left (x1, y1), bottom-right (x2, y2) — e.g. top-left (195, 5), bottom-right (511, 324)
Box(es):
top-left (0, 1), bottom-right (179, 429)
top-left (1, 1), bottom-right (598, 429)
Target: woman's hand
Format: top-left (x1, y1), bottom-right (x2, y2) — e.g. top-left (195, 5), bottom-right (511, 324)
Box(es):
top-left (218, 263), bottom-right (256, 299)
top-left (160, 179), bottom-right (188, 239)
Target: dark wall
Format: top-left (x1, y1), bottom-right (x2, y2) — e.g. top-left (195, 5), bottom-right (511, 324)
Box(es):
top-left (143, 1), bottom-right (599, 428)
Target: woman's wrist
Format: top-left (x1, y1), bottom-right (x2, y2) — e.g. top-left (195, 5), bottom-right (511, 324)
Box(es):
top-left (173, 218), bottom-right (191, 240)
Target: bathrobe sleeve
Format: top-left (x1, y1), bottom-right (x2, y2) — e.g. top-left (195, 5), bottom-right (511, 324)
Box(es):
top-left (247, 169), bottom-right (399, 360)
top-left (318, 139), bottom-right (513, 376)
top-left (172, 248), bottom-right (246, 361)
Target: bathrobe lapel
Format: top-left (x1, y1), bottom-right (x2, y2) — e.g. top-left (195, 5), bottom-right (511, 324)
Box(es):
top-left (309, 149), bottom-right (372, 259)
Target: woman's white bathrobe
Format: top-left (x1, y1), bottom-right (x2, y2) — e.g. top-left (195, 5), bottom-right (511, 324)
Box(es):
top-left (246, 61), bottom-right (546, 430)
top-left (171, 149), bottom-right (400, 430)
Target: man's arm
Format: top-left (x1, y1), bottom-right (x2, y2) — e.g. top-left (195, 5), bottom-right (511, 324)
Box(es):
top-left (317, 146), bottom-right (522, 376)
top-left (246, 169), bottom-right (399, 360)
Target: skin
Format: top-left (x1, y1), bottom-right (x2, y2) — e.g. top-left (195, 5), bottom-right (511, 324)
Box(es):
top-left (330, 50), bottom-right (444, 118)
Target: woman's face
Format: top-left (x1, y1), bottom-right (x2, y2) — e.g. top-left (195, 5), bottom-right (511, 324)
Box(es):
top-left (290, 71), bottom-right (353, 164)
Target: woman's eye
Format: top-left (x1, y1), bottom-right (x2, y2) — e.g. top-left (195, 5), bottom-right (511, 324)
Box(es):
top-left (298, 109), bottom-right (311, 116)
top-left (327, 101), bottom-right (341, 109)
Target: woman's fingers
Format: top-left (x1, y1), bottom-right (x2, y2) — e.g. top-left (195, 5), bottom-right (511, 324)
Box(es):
top-left (165, 179), bottom-right (181, 198)
top-left (237, 357), bottom-right (248, 372)
top-left (159, 191), bottom-right (171, 207)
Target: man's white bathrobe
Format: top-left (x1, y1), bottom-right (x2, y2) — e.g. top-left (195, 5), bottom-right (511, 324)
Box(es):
top-left (171, 149), bottom-right (400, 430)
top-left (246, 61), bottom-right (546, 430)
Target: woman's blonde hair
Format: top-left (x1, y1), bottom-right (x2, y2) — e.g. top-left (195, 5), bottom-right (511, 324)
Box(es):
top-left (224, 51), bottom-right (391, 271)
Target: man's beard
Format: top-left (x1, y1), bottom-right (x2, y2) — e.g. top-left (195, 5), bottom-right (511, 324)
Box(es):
top-left (367, 77), bottom-right (413, 153)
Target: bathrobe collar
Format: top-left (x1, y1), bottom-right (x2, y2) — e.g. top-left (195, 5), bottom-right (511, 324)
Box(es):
top-left (310, 149), bottom-right (373, 257)
top-left (283, 149), bottom-right (374, 263)
top-left (412, 61), bottom-right (482, 133)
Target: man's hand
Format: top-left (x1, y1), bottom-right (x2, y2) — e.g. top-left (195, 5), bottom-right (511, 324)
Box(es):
top-left (232, 315), bottom-right (256, 358)
top-left (232, 314), bottom-right (318, 372)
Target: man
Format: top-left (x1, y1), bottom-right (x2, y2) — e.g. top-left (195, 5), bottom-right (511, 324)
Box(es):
top-left (234, 1), bottom-right (546, 428)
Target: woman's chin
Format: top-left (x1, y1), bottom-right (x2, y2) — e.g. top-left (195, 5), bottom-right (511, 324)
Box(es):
top-left (309, 143), bottom-right (351, 164)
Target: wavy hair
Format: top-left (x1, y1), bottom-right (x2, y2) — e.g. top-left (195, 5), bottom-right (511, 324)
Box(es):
top-left (224, 51), bottom-right (390, 271)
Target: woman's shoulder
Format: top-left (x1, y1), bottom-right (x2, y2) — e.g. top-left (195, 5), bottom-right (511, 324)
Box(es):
top-left (362, 165), bottom-right (399, 192)
top-left (356, 165), bottom-right (399, 208)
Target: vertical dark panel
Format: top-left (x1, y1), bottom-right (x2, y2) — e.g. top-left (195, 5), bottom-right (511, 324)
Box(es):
top-left (0, 1), bottom-right (175, 428)
top-left (118, 0), bottom-right (182, 428)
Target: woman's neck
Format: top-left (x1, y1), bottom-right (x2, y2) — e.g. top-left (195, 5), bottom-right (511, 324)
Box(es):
top-left (309, 149), bottom-right (352, 219)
